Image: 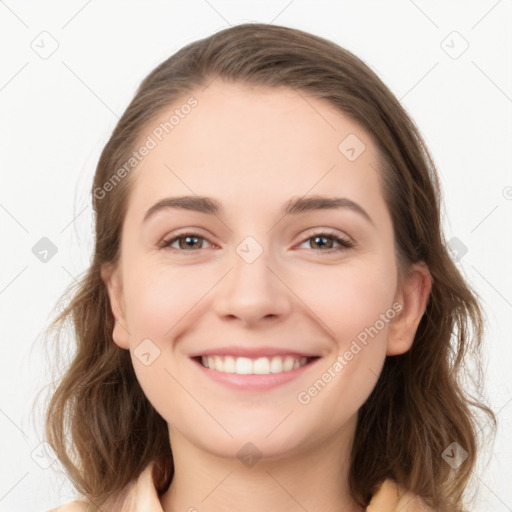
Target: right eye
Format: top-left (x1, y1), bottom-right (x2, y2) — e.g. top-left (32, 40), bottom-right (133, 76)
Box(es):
top-left (159, 232), bottom-right (216, 252)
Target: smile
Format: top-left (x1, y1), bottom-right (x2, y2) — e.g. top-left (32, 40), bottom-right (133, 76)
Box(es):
top-left (199, 355), bottom-right (317, 375)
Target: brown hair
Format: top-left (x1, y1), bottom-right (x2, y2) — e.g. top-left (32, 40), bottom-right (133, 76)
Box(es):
top-left (43, 23), bottom-right (496, 511)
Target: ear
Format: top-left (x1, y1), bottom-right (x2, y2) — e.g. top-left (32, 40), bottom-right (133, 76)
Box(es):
top-left (386, 261), bottom-right (432, 356)
top-left (101, 263), bottom-right (130, 349)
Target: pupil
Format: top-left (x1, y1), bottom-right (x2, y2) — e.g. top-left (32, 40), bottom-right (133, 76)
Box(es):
top-left (314, 236), bottom-right (332, 249)
top-left (182, 236), bottom-right (200, 249)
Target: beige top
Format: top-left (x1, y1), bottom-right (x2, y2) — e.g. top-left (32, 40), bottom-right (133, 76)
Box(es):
top-left (49, 462), bottom-right (434, 511)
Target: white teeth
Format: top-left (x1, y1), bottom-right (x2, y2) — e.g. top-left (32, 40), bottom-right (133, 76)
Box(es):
top-left (269, 356), bottom-right (283, 373)
top-left (200, 355), bottom-right (311, 374)
top-left (283, 356), bottom-right (295, 371)
top-left (214, 356), bottom-right (223, 372)
top-left (223, 356), bottom-right (236, 373)
top-left (235, 357), bottom-right (253, 374)
top-left (253, 357), bottom-right (271, 374)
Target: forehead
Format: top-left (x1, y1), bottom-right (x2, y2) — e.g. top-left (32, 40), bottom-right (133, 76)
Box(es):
top-left (125, 80), bottom-right (384, 223)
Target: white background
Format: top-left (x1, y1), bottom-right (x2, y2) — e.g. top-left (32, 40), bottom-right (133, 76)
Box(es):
top-left (0, 1), bottom-right (511, 510)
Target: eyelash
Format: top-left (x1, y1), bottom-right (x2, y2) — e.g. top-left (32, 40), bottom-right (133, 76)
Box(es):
top-left (159, 230), bottom-right (355, 255)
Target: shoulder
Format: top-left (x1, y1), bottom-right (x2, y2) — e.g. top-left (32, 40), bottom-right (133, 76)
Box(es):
top-left (47, 500), bottom-right (89, 512)
top-left (367, 479), bottom-right (434, 512)
top-left (47, 462), bottom-right (161, 512)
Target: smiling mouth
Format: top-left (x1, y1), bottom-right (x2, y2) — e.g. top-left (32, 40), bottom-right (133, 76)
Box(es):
top-left (194, 355), bottom-right (319, 375)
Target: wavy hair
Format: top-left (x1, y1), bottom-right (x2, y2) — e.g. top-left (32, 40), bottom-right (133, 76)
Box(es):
top-left (43, 23), bottom-right (496, 511)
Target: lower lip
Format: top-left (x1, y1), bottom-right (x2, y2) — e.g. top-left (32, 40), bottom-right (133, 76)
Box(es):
top-left (191, 357), bottom-right (320, 391)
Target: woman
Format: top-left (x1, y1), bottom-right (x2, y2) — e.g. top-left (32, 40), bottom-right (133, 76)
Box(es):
top-left (46, 23), bottom-right (495, 512)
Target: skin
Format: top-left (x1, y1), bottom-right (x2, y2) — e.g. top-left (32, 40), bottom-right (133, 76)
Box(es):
top-left (102, 80), bottom-right (432, 512)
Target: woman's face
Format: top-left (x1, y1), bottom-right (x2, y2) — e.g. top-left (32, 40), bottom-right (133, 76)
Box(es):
top-left (102, 80), bottom-right (430, 460)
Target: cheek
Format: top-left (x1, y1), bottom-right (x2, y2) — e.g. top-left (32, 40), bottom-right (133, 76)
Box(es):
top-left (121, 263), bottom-right (205, 417)
top-left (123, 262), bottom-right (209, 340)
top-left (293, 265), bottom-right (395, 429)
top-left (294, 258), bottom-right (397, 345)
top-left (292, 258), bottom-right (396, 399)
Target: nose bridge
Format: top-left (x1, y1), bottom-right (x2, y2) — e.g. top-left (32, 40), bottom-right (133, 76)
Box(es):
top-left (213, 232), bottom-right (291, 324)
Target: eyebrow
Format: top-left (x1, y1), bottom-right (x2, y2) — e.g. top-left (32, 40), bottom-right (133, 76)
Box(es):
top-left (143, 194), bottom-right (374, 226)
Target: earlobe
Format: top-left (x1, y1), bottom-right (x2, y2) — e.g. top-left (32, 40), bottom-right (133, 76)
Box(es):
top-left (386, 262), bottom-right (433, 356)
top-left (100, 263), bottom-right (130, 349)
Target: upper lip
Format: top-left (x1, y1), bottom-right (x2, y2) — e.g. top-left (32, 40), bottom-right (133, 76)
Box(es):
top-left (189, 346), bottom-right (320, 359)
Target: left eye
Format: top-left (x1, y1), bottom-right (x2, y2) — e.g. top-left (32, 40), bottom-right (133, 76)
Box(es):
top-left (296, 231), bottom-right (354, 254)
top-left (159, 231), bottom-right (354, 254)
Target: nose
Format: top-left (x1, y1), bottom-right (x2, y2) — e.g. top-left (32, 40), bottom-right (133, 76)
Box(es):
top-left (212, 242), bottom-right (292, 327)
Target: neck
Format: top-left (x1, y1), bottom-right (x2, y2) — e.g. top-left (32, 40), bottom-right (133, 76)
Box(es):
top-left (159, 415), bottom-right (364, 512)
